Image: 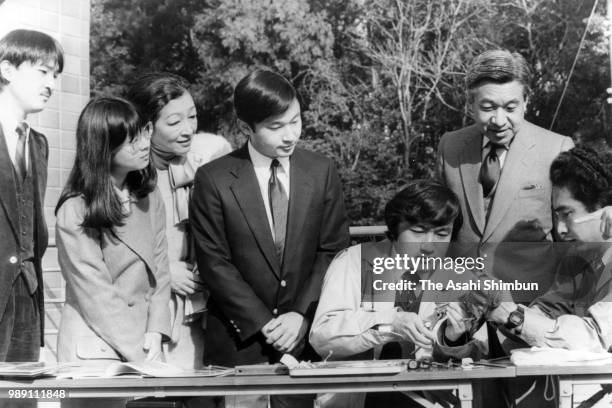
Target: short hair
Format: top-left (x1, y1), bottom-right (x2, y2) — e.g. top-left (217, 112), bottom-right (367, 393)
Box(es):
top-left (126, 72), bottom-right (191, 124)
top-left (466, 50), bottom-right (531, 99)
top-left (0, 29), bottom-right (64, 85)
top-left (56, 97), bottom-right (156, 229)
top-left (550, 147), bottom-right (612, 212)
top-left (384, 180), bottom-right (463, 241)
top-left (234, 69), bottom-right (298, 128)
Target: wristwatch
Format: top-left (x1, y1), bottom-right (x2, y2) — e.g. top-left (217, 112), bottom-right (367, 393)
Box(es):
top-left (504, 305), bottom-right (525, 330)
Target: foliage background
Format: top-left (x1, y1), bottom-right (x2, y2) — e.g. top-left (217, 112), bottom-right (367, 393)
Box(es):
top-left (91, 0), bottom-right (612, 225)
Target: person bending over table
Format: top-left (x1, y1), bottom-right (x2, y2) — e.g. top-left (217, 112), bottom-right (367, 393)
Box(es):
top-left (55, 97), bottom-right (171, 408)
top-left (310, 180), bottom-right (489, 408)
top-left (486, 147), bottom-right (612, 353)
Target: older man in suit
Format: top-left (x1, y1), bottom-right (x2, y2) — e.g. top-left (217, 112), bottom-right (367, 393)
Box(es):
top-left (437, 50), bottom-right (574, 299)
top-left (0, 30), bottom-right (63, 363)
top-left (191, 70), bottom-right (350, 408)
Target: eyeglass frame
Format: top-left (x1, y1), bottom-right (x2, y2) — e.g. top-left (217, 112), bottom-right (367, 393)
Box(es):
top-left (124, 122), bottom-right (153, 154)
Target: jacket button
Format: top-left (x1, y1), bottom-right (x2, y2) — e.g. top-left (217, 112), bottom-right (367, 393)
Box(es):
top-left (101, 347), bottom-right (107, 352)
top-left (236, 329), bottom-right (241, 333)
top-left (9, 256), bottom-right (17, 264)
top-left (127, 301), bottom-right (134, 307)
top-left (280, 280), bottom-right (287, 287)
top-left (273, 308), bottom-right (278, 315)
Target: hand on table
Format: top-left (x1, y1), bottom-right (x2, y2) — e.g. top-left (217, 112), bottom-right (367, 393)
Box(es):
top-left (261, 312), bottom-right (308, 354)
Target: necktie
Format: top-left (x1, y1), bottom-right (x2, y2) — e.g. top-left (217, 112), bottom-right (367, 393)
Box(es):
top-left (479, 142), bottom-right (503, 197)
top-left (269, 159), bottom-right (288, 263)
top-left (14, 123), bottom-right (27, 181)
top-left (395, 271), bottom-right (419, 311)
top-left (380, 272), bottom-right (420, 359)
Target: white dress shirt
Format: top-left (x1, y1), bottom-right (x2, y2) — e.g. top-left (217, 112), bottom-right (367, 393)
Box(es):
top-left (248, 142), bottom-right (290, 240)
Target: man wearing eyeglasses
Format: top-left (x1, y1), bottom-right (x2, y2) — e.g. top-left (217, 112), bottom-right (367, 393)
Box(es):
top-left (487, 147), bottom-right (612, 353)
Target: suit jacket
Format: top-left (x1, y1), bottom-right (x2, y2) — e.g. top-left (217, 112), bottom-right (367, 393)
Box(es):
top-left (437, 121), bottom-right (574, 298)
top-left (56, 189), bottom-right (171, 363)
top-left (190, 145), bottom-right (350, 366)
top-left (0, 127), bottom-right (48, 344)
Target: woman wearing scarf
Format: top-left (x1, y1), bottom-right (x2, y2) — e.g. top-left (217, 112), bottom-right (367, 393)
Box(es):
top-left (128, 73), bottom-right (232, 369)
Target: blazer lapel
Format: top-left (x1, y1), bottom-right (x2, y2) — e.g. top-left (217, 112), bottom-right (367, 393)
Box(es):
top-left (0, 127), bottom-right (19, 239)
top-left (111, 197), bottom-right (156, 274)
top-left (229, 146), bottom-right (281, 278)
top-left (283, 150), bottom-right (314, 271)
top-left (483, 129), bottom-right (534, 242)
top-left (29, 130), bottom-right (49, 255)
top-left (458, 129), bottom-right (485, 235)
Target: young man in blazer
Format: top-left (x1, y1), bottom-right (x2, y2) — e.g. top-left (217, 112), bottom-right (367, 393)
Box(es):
top-left (191, 69), bottom-right (350, 407)
top-left (0, 29), bottom-right (63, 362)
top-left (437, 50), bottom-right (574, 299)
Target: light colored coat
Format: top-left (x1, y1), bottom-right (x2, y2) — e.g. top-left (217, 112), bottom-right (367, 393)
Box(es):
top-left (56, 188), bottom-right (171, 363)
top-left (437, 121), bottom-right (574, 298)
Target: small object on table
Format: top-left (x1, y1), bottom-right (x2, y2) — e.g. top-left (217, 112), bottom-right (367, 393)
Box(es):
top-left (419, 358), bottom-right (432, 369)
top-left (406, 359), bottom-right (419, 370)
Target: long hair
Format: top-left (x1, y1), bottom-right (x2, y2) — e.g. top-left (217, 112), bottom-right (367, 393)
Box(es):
top-left (56, 97), bottom-right (156, 228)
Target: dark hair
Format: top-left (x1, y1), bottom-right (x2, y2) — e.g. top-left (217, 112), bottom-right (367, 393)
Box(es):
top-left (56, 97), bottom-right (156, 229)
top-left (466, 49), bottom-right (531, 99)
top-left (0, 29), bottom-right (64, 85)
top-left (384, 180), bottom-right (463, 241)
top-left (550, 147), bottom-right (612, 212)
top-left (126, 72), bottom-right (191, 124)
top-left (234, 69), bottom-right (298, 128)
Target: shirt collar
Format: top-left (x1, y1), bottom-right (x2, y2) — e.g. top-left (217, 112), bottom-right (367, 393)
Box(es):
top-left (247, 141), bottom-right (290, 172)
top-left (481, 136), bottom-right (511, 151)
top-left (0, 110), bottom-right (29, 139)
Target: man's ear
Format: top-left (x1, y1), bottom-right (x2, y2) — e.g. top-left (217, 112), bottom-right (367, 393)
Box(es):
top-left (0, 60), bottom-right (15, 83)
top-left (236, 119), bottom-right (253, 138)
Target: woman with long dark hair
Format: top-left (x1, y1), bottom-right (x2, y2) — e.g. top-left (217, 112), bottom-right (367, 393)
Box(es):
top-left (55, 97), bottom-right (170, 405)
top-left (128, 73), bottom-right (231, 370)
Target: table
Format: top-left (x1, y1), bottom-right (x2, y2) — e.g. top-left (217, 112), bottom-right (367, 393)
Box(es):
top-left (0, 366), bottom-right (515, 408)
top-left (516, 365), bottom-right (612, 408)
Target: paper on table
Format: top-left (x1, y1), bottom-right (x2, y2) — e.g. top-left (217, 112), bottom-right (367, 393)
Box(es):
top-left (56, 361), bottom-right (234, 378)
top-left (510, 347), bottom-right (612, 366)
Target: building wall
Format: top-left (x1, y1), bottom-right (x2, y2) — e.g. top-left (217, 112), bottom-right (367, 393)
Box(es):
top-left (0, 0), bottom-right (90, 361)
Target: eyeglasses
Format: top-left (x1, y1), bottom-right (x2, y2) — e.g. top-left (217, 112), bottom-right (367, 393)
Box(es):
top-left (126, 125), bottom-right (153, 154)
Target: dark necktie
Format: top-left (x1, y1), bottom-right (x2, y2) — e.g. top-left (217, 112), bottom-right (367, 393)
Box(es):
top-left (14, 123), bottom-right (27, 181)
top-left (479, 142), bottom-right (503, 197)
top-left (269, 159), bottom-right (288, 263)
top-left (380, 272), bottom-right (420, 359)
top-left (395, 271), bottom-right (419, 311)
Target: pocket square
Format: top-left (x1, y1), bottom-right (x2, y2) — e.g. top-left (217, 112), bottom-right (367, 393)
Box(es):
top-left (522, 183), bottom-right (543, 190)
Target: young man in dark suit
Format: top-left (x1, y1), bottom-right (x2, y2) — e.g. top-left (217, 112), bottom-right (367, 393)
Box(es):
top-left (191, 70), bottom-right (350, 407)
top-left (0, 29), bottom-right (63, 363)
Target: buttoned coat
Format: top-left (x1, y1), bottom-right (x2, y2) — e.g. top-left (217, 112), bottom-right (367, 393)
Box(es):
top-left (437, 121), bottom-right (574, 298)
top-left (190, 145), bottom-right (350, 366)
top-left (56, 189), bottom-right (171, 363)
top-left (0, 127), bottom-right (48, 344)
